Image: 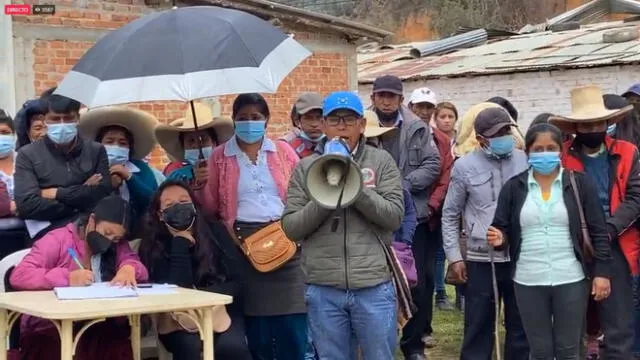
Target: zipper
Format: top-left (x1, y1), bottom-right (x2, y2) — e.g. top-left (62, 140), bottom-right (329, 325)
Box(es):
top-left (343, 208), bottom-right (349, 289)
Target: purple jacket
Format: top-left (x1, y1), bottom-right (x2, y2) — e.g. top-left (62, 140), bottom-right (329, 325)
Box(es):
top-left (10, 223), bottom-right (148, 333)
top-left (394, 187), bottom-right (417, 245)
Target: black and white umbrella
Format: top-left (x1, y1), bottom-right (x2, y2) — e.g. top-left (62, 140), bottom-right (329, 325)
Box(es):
top-left (55, 6), bottom-right (311, 108)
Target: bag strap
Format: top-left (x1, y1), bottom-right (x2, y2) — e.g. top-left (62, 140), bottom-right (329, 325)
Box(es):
top-left (569, 171), bottom-right (588, 233)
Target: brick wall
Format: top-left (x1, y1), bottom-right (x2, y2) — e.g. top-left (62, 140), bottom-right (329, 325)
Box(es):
top-left (359, 65), bottom-right (640, 132)
top-left (12, 0), bottom-right (354, 168)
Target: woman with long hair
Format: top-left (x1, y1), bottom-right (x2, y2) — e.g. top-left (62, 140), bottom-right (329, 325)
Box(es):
top-left (195, 93), bottom-right (307, 359)
top-left (488, 123), bottom-right (611, 359)
top-left (139, 180), bottom-right (251, 360)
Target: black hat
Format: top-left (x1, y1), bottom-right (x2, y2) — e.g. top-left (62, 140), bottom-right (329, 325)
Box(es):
top-left (474, 107), bottom-right (514, 137)
top-left (93, 195), bottom-right (130, 230)
top-left (372, 75), bottom-right (403, 95)
top-left (487, 96), bottom-right (518, 122)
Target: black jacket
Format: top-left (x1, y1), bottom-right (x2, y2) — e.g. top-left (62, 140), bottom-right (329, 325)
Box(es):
top-left (491, 169), bottom-right (612, 279)
top-left (14, 136), bottom-right (111, 236)
top-left (146, 221), bottom-right (247, 315)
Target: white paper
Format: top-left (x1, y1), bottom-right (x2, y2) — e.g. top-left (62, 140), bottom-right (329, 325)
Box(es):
top-left (54, 283), bottom-right (138, 300)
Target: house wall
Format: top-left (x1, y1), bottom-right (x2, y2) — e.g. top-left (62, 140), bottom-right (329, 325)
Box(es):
top-left (9, 0), bottom-right (358, 168)
top-left (358, 65), bottom-right (640, 132)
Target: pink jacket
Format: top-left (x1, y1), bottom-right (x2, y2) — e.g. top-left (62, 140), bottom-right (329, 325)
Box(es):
top-left (197, 139), bottom-right (299, 229)
top-left (11, 223), bottom-right (148, 333)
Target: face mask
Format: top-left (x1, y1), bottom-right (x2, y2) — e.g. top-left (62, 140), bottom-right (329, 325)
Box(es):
top-left (162, 202), bottom-right (196, 232)
top-left (86, 231), bottom-right (113, 255)
top-left (235, 120), bottom-right (266, 144)
top-left (607, 124), bottom-right (617, 136)
top-left (575, 131), bottom-right (606, 149)
top-left (487, 135), bottom-right (514, 156)
top-left (0, 135), bottom-right (15, 158)
top-left (528, 151), bottom-right (561, 175)
top-left (299, 131), bottom-right (325, 143)
top-left (47, 123), bottom-right (77, 145)
top-left (184, 146), bottom-right (213, 166)
top-left (104, 145), bottom-right (129, 165)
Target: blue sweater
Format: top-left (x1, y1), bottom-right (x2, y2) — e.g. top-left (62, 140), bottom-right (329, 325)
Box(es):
top-left (582, 151), bottom-right (611, 217)
top-left (394, 187), bottom-right (417, 245)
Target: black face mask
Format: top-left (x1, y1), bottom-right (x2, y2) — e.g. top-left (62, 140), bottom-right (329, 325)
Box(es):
top-left (575, 131), bottom-right (606, 149)
top-left (163, 203), bottom-right (196, 231)
top-left (86, 231), bottom-right (113, 254)
top-left (375, 108), bottom-right (399, 125)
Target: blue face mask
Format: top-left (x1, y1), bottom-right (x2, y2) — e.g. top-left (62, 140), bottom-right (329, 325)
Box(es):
top-left (528, 151), bottom-right (561, 175)
top-left (299, 131), bottom-right (326, 143)
top-left (184, 146), bottom-right (213, 165)
top-left (0, 135), bottom-right (15, 158)
top-left (487, 135), bottom-right (514, 156)
top-left (47, 123), bottom-right (77, 145)
top-left (235, 120), bottom-right (266, 144)
top-left (104, 145), bottom-right (130, 165)
top-left (607, 124), bottom-right (617, 136)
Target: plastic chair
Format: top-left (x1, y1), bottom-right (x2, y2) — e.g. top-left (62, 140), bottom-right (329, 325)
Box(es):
top-left (0, 248), bottom-right (30, 351)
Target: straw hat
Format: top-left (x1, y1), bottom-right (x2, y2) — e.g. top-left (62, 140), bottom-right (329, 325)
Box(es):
top-left (155, 102), bottom-right (218, 161)
top-left (549, 85), bottom-right (633, 133)
top-left (79, 106), bottom-right (158, 160)
top-left (363, 110), bottom-right (396, 138)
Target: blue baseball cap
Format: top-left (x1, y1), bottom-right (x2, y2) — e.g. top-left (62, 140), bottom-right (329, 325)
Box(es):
top-left (623, 83), bottom-right (640, 97)
top-left (323, 91), bottom-right (364, 117)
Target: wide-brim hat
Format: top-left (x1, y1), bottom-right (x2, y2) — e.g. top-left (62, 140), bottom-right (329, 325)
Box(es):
top-left (79, 106), bottom-right (158, 160)
top-left (363, 110), bottom-right (396, 138)
top-left (155, 102), bottom-right (218, 161)
top-left (549, 85), bottom-right (633, 133)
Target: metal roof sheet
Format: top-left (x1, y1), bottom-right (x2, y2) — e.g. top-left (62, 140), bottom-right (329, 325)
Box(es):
top-left (358, 20), bottom-right (640, 84)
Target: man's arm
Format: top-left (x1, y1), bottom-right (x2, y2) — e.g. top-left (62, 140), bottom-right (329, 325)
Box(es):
top-left (404, 128), bottom-right (441, 192)
top-left (428, 134), bottom-right (454, 215)
top-left (353, 151), bottom-right (405, 233)
top-left (607, 149), bottom-right (640, 238)
top-left (14, 150), bottom-right (73, 221)
top-left (281, 162), bottom-right (333, 242)
top-left (441, 164), bottom-right (467, 263)
top-left (54, 145), bottom-right (111, 210)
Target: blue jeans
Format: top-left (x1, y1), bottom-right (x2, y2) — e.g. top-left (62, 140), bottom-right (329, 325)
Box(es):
top-left (245, 314), bottom-right (308, 360)
top-left (435, 245), bottom-right (446, 294)
top-left (306, 281), bottom-right (397, 360)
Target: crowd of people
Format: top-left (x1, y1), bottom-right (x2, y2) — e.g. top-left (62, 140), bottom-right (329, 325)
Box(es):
top-left (0, 74), bottom-right (639, 360)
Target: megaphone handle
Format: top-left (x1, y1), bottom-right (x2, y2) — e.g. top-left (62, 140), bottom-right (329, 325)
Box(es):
top-left (330, 167), bottom-right (349, 233)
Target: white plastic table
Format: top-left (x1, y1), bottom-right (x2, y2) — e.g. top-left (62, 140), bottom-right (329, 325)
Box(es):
top-left (0, 288), bottom-right (232, 360)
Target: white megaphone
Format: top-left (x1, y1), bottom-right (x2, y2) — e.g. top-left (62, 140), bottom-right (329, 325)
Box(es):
top-left (305, 137), bottom-right (363, 210)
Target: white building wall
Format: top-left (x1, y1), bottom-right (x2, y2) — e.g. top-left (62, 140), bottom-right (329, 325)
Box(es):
top-left (0, 0), bottom-right (16, 116)
top-left (359, 65), bottom-right (640, 132)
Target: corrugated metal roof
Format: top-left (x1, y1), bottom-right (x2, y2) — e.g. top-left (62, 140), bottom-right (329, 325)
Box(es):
top-left (358, 20), bottom-right (640, 84)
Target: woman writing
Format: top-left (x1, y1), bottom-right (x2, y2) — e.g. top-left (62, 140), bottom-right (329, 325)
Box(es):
top-left (487, 123), bottom-right (612, 359)
top-left (10, 195), bottom-right (148, 359)
top-left (139, 180), bottom-right (251, 360)
top-left (195, 93), bottom-right (307, 359)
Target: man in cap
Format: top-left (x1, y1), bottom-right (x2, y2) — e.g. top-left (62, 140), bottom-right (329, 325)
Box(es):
top-left (14, 91), bottom-right (111, 241)
top-left (551, 84), bottom-right (640, 360)
top-left (442, 106), bottom-right (530, 360)
top-left (622, 83), bottom-right (640, 119)
top-left (408, 87), bottom-right (438, 123)
top-left (369, 75), bottom-right (440, 359)
top-left (281, 92), bottom-right (325, 159)
top-left (282, 91), bottom-right (404, 360)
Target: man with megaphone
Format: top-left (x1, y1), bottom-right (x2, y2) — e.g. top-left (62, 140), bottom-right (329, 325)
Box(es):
top-left (281, 91), bottom-right (405, 360)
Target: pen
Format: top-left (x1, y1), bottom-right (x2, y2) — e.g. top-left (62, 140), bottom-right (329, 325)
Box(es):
top-left (67, 248), bottom-right (85, 270)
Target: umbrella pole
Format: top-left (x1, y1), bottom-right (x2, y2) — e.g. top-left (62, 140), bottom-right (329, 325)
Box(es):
top-left (188, 100), bottom-right (204, 159)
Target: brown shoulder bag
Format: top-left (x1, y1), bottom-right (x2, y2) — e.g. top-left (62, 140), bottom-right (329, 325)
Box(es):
top-left (569, 171), bottom-right (595, 263)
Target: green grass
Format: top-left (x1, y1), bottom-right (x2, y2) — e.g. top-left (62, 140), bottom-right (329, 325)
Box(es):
top-left (394, 285), bottom-right (464, 360)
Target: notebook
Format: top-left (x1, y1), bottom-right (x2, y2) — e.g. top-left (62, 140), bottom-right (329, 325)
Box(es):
top-left (54, 283), bottom-right (138, 300)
